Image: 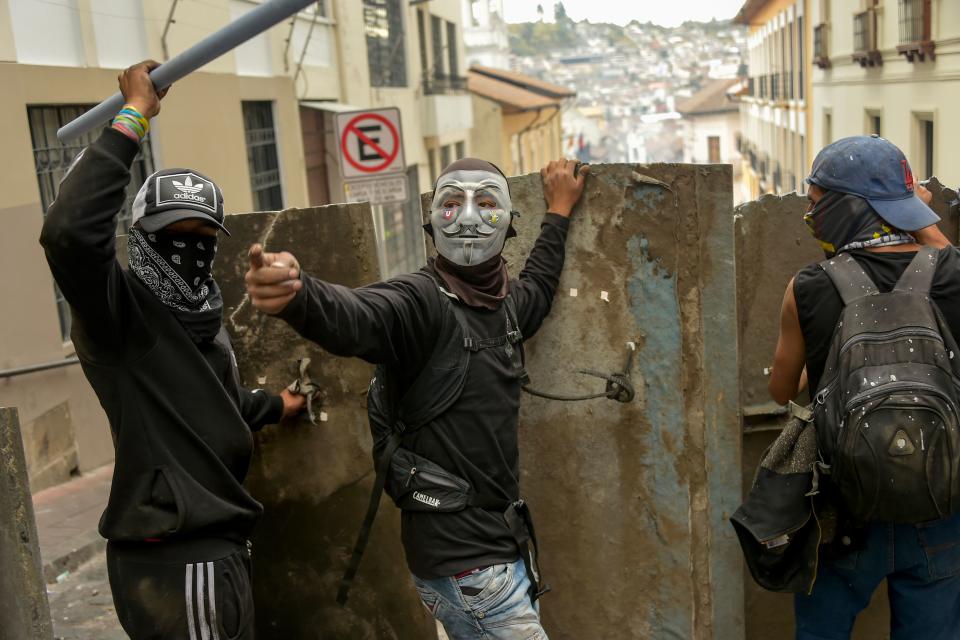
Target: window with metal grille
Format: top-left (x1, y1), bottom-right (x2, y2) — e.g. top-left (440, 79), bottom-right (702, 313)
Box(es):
top-left (814, 23), bottom-right (829, 65)
top-left (446, 20), bottom-right (459, 79)
top-left (431, 15), bottom-right (445, 79)
top-left (897, 0), bottom-right (935, 61)
top-left (28, 104), bottom-right (154, 341)
top-left (363, 0), bottom-right (407, 87)
top-left (428, 147), bottom-right (438, 184)
top-left (440, 144), bottom-right (452, 170)
top-left (455, 141), bottom-right (466, 159)
top-left (417, 9), bottom-right (429, 78)
top-left (899, 0), bottom-right (929, 44)
top-left (242, 101), bottom-right (283, 211)
top-left (853, 6), bottom-right (882, 66)
top-left (798, 16), bottom-right (806, 98)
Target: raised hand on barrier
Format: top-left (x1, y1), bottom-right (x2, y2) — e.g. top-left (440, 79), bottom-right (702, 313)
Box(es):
top-left (245, 243), bottom-right (302, 315)
top-left (541, 158), bottom-right (589, 217)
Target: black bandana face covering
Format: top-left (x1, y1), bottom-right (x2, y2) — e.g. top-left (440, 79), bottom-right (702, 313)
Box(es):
top-left (128, 226), bottom-right (224, 342)
top-left (803, 190), bottom-right (914, 258)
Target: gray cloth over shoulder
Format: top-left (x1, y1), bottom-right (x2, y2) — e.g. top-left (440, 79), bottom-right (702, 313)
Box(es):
top-left (730, 402), bottom-right (827, 594)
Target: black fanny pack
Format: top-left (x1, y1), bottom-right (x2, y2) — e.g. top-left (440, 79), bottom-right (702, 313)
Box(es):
top-left (386, 447), bottom-right (473, 512)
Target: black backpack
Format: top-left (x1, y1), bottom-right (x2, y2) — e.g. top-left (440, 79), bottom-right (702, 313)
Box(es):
top-left (813, 247), bottom-right (960, 523)
top-left (336, 273), bottom-right (546, 605)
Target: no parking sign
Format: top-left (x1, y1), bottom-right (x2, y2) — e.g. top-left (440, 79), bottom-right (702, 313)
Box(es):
top-left (335, 108), bottom-right (406, 180)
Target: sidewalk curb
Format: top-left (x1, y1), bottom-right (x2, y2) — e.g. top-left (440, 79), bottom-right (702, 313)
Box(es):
top-left (44, 534), bottom-right (106, 584)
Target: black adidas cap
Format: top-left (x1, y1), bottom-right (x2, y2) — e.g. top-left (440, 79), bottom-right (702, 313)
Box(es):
top-left (132, 168), bottom-right (229, 235)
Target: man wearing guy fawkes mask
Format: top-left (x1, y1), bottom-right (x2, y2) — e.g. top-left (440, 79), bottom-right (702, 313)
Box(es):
top-left (245, 157), bottom-right (589, 638)
top-left (40, 61), bottom-right (305, 640)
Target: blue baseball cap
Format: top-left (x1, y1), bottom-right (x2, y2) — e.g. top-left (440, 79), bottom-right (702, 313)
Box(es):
top-left (806, 135), bottom-right (939, 232)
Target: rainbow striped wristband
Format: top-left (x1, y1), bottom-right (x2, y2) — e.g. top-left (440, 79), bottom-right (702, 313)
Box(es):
top-left (111, 104), bottom-right (150, 143)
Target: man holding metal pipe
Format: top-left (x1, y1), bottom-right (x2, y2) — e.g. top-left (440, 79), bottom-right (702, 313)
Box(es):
top-left (40, 61), bottom-right (306, 640)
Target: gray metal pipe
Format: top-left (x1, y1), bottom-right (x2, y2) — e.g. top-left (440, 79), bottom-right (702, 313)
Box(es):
top-left (57, 0), bottom-right (315, 142)
top-left (0, 357), bottom-right (80, 380)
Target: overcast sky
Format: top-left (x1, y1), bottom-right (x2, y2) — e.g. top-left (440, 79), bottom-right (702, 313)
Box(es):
top-left (503, 0), bottom-right (746, 27)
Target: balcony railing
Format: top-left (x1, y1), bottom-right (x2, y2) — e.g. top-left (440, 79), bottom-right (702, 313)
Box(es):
top-left (897, 0), bottom-right (935, 62)
top-left (423, 74), bottom-right (468, 95)
top-left (853, 9), bottom-right (882, 67)
top-left (813, 23), bottom-right (831, 68)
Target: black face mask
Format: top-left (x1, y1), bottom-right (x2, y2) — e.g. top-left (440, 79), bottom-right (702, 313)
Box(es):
top-left (803, 190), bottom-right (915, 258)
top-left (128, 226), bottom-right (224, 342)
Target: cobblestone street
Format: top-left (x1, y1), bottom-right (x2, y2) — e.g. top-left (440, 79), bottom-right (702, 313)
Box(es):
top-left (48, 554), bottom-right (124, 640)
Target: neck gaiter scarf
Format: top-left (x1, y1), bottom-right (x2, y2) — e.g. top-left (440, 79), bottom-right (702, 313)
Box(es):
top-left (803, 190), bottom-right (915, 258)
top-left (433, 253), bottom-right (509, 311)
top-left (127, 226), bottom-right (223, 342)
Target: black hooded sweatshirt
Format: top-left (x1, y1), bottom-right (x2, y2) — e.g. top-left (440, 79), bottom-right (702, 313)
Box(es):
top-left (39, 128), bottom-right (282, 550)
top-left (277, 213), bottom-right (569, 579)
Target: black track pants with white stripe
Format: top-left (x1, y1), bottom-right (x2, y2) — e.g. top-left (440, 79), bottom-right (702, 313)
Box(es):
top-left (106, 543), bottom-right (254, 640)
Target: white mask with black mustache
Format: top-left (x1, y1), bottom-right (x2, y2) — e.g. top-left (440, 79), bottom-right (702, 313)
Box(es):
top-left (430, 169), bottom-right (513, 266)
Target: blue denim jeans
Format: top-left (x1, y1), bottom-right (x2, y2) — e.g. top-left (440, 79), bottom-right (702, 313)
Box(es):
top-left (795, 511), bottom-right (960, 639)
top-left (412, 558), bottom-right (548, 640)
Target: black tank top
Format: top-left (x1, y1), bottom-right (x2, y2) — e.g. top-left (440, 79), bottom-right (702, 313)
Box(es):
top-left (794, 248), bottom-right (960, 394)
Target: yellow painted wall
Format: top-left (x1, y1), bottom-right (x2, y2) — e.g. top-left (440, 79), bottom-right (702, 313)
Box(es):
top-left (502, 106), bottom-right (562, 176)
top-left (470, 94), bottom-right (505, 167)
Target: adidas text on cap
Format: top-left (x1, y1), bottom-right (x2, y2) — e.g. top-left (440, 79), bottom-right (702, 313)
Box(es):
top-left (132, 169), bottom-right (230, 235)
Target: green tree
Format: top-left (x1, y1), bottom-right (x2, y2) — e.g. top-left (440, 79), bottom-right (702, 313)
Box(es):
top-left (555, 2), bottom-right (568, 23)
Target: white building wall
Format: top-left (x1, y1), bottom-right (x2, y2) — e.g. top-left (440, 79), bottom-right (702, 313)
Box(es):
top-left (811, 0), bottom-right (960, 183)
top-left (90, 0), bottom-right (150, 69)
top-left (8, 0), bottom-right (85, 67)
top-left (229, 0), bottom-right (275, 77)
top-left (461, 0), bottom-right (510, 69)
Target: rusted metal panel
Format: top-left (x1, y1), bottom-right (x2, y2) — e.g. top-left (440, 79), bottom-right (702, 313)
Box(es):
top-left (499, 163), bottom-right (743, 639)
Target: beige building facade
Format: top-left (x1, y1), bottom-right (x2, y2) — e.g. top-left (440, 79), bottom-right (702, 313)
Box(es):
top-left (0, 0), bottom-right (473, 489)
top-left (810, 0), bottom-right (960, 184)
top-left (736, 0), bottom-right (814, 201)
top-left (467, 66), bottom-right (574, 177)
top-left (678, 79), bottom-right (745, 203)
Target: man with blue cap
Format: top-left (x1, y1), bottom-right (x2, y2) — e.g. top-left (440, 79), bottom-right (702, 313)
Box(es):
top-left (768, 134), bottom-right (960, 639)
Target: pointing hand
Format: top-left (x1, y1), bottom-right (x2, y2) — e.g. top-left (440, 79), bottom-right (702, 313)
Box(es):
top-left (245, 243), bottom-right (302, 315)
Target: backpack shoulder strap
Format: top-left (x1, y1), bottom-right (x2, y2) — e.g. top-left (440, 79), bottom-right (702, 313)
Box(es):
top-left (337, 430), bottom-right (402, 605)
top-left (893, 246), bottom-right (938, 295)
top-left (819, 253), bottom-right (879, 304)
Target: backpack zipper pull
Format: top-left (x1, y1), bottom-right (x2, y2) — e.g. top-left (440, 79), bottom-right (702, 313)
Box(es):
top-left (405, 467), bottom-right (418, 487)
